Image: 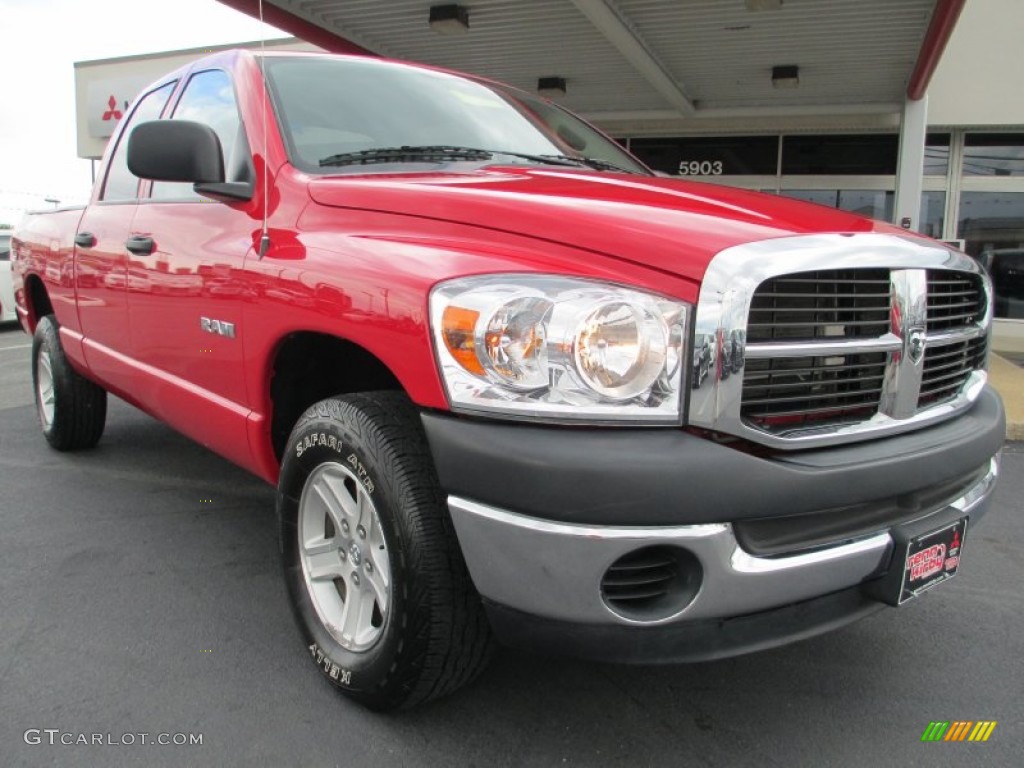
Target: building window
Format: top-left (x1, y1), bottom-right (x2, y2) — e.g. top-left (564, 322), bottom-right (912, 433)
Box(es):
top-left (781, 189), bottom-right (894, 221)
top-left (628, 136), bottom-right (779, 177)
top-left (919, 191), bottom-right (946, 238)
top-left (957, 191), bottom-right (1024, 319)
top-left (781, 134), bottom-right (898, 175)
top-left (962, 133), bottom-right (1024, 177)
top-left (924, 133), bottom-right (951, 176)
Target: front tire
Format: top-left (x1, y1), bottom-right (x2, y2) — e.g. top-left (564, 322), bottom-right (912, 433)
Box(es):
top-left (278, 392), bottom-right (492, 710)
top-left (32, 315), bottom-right (107, 451)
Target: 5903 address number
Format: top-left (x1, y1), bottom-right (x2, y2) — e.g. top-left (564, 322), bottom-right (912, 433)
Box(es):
top-left (678, 160), bottom-right (723, 176)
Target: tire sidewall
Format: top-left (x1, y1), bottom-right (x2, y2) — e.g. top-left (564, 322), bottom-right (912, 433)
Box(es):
top-left (278, 403), bottom-right (411, 701)
top-left (32, 316), bottom-right (62, 443)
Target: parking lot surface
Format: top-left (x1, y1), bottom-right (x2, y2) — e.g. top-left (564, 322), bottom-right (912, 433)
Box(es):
top-left (1, 323), bottom-right (1021, 767)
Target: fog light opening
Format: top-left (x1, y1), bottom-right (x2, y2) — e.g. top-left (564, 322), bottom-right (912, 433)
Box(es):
top-left (600, 545), bottom-right (702, 622)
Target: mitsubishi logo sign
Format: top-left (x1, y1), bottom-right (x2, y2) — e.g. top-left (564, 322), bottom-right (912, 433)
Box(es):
top-left (102, 95), bottom-right (124, 122)
top-left (85, 75), bottom-right (151, 139)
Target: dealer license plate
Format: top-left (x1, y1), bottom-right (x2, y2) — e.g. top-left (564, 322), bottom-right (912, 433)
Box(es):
top-left (895, 517), bottom-right (967, 605)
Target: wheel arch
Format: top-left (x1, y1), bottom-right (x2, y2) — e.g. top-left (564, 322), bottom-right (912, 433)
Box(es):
top-left (22, 273), bottom-right (53, 333)
top-left (266, 331), bottom-right (405, 462)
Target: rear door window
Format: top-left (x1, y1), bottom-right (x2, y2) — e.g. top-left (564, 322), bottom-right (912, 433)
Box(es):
top-left (101, 82), bottom-right (176, 202)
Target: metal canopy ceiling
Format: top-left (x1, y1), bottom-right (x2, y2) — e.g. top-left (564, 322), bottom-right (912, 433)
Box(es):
top-left (219, 0), bottom-right (955, 131)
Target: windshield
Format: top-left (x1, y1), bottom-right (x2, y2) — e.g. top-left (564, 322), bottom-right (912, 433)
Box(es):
top-left (263, 56), bottom-right (650, 176)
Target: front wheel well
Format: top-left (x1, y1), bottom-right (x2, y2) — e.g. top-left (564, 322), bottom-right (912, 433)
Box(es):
top-left (269, 332), bottom-right (403, 461)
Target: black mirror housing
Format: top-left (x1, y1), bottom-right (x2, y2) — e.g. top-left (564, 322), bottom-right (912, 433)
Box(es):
top-left (127, 120), bottom-right (226, 184)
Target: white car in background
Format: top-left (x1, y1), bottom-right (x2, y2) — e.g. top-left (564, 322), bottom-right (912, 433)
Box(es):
top-left (0, 231), bottom-right (16, 323)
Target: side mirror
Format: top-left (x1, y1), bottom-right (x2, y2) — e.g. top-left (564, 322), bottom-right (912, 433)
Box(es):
top-left (127, 120), bottom-right (253, 202)
top-left (128, 120), bottom-right (225, 183)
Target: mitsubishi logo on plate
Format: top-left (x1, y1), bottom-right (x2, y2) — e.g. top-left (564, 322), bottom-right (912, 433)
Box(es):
top-left (907, 326), bottom-right (926, 365)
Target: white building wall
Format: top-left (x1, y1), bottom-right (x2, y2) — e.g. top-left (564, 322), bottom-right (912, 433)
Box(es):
top-left (927, 0), bottom-right (1024, 127)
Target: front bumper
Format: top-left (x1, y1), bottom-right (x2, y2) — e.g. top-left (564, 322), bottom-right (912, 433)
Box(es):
top-left (449, 456), bottom-right (995, 627)
top-left (422, 386), bottom-right (1005, 661)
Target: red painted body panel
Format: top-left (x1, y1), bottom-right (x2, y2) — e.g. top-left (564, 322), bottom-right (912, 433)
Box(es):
top-left (11, 50), bottom-right (929, 486)
top-left (306, 168), bottom-right (900, 282)
top-left (11, 208), bottom-right (87, 368)
top-left (74, 202), bottom-right (136, 387)
top-left (128, 201), bottom-right (252, 404)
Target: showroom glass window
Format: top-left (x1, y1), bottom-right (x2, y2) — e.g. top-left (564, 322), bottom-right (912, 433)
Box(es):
top-left (777, 135), bottom-right (896, 221)
top-left (151, 70), bottom-right (246, 200)
top-left (629, 136), bottom-right (778, 177)
top-left (958, 190), bottom-right (1024, 319)
top-left (101, 82), bottom-right (176, 201)
top-left (961, 133), bottom-right (1024, 176)
top-left (781, 189), bottom-right (894, 221)
top-left (918, 134), bottom-right (950, 239)
top-left (624, 132), bottom-right (954, 229)
top-left (956, 134), bottom-right (1024, 319)
top-left (919, 191), bottom-right (946, 239)
top-left (924, 133), bottom-right (951, 176)
top-left (781, 134), bottom-right (897, 175)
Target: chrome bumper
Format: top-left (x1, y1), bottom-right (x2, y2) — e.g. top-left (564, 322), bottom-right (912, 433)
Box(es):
top-left (448, 456), bottom-right (999, 627)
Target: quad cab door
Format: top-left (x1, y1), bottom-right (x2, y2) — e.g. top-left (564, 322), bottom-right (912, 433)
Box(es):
top-left (74, 82), bottom-right (177, 391)
top-left (126, 69), bottom-right (258, 468)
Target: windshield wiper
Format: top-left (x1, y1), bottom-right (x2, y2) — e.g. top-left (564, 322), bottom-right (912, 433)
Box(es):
top-left (534, 154), bottom-right (644, 175)
top-left (318, 145), bottom-right (642, 174)
top-left (574, 157), bottom-right (643, 174)
top-left (319, 145), bottom-right (494, 167)
top-left (320, 145), bottom-right (606, 169)
top-left (488, 151), bottom-right (581, 167)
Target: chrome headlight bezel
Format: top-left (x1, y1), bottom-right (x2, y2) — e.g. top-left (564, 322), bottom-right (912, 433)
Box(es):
top-left (429, 274), bottom-right (690, 425)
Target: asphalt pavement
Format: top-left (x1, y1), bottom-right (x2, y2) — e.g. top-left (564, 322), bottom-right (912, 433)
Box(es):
top-left (1, 321), bottom-right (1021, 768)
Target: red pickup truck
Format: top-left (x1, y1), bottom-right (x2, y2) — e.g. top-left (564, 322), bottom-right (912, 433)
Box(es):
top-left (11, 50), bottom-right (1004, 710)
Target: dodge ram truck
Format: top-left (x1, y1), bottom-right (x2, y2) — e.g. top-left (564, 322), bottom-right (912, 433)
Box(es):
top-left (11, 50), bottom-right (1005, 710)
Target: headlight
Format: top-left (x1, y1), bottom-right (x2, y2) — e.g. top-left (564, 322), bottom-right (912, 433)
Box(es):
top-left (430, 275), bottom-right (689, 424)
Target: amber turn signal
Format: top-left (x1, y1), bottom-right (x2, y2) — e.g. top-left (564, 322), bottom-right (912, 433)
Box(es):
top-left (441, 305), bottom-right (484, 375)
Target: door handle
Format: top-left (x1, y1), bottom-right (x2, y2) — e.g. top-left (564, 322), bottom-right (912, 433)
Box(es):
top-left (125, 236), bottom-right (155, 256)
top-left (74, 232), bottom-right (96, 248)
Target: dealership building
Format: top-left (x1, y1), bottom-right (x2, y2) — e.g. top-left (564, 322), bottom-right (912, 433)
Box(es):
top-left (74, 0), bottom-right (1024, 351)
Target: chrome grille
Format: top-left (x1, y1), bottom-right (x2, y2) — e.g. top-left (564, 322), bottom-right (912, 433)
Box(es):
top-left (927, 270), bottom-right (984, 332)
top-left (742, 352), bottom-right (887, 428)
top-left (918, 336), bottom-right (988, 407)
top-left (689, 234), bottom-right (991, 449)
top-left (739, 268), bottom-right (987, 433)
top-left (746, 269), bottom-right (891, 342)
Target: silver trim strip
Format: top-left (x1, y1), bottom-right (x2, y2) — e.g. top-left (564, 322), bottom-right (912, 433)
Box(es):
top-left (730, 534), bottom-right (890, 574)
top-left (688, 233), bottom-right (992, 449)
top-left (446, 456), bottom-right (999, 627)
top-left (745, 335), bottom-right (902, 359)
top-left (928, 326), bottom-right (985, 346)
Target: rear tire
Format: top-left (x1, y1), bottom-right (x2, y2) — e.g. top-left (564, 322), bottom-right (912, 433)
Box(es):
top-left (278, 392), bottom-right (493, 710)
top-left (32, 315), bottom-right (107, 451)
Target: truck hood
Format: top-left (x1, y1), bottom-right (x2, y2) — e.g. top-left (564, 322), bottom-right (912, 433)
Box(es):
top-left (307, 167), bottom-right (900, 282)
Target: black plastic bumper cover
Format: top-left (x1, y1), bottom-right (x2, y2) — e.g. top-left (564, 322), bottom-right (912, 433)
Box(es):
top-left (484, 587), bottom-right (887, 664)
top-left (421, 386), bottom-right (1005, 527)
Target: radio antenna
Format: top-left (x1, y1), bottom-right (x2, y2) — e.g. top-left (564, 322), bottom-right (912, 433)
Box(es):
top-left (257, 0), bottom-right (271, 259)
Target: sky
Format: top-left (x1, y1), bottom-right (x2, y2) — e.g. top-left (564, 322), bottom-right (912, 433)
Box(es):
top-left (0, 0), bottom-right (286, 226)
